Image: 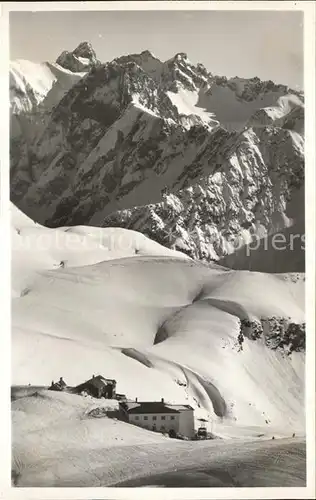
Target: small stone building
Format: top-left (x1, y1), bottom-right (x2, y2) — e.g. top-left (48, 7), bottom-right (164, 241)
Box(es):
top-left (73, 375), bottom-right (116, 399)
top-left (48, 377), bottom-right (67, 392)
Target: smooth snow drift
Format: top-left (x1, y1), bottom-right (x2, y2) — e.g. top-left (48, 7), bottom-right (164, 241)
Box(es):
top-left (12, 205), bottom-right (305, 431)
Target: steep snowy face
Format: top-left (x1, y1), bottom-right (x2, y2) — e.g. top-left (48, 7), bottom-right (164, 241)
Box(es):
top-left (102, 125), bottom-right (304, 261)
top-left (10, 60), bottom-right (57, 114)
top-left (10, 46), bottom-right (304, 267)
top-left (10, 43), bottom-right (97, 115)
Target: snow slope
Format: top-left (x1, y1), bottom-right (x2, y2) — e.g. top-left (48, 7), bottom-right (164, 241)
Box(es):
top-left (11, 204), bottom-right (305, 486)
top-left (12, 390), bottom-right (305, 486)
top-left (12, 205), bottom-right (305, 434)
top-left (11, 204), bottom-right (189, 297)
top-left (10, 45), bottom-right (90, 145)
top-left (10, 60), bottom-right (57, 114)
top-left (167, 87), bottom-right (219, 129)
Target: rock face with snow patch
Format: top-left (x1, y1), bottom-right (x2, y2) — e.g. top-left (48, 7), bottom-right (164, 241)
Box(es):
top-left (10, 43), bottom-right (304, 267)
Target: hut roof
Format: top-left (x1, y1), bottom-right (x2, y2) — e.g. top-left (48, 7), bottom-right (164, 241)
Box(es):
top-left (126, 401), bottom-right (194, 414)
top-left (126, 402), bottom-right (178, 414)
top-left (74, 375), bottom-right (116, 391)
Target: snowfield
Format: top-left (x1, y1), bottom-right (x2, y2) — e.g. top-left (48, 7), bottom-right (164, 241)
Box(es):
top-left (167, 87), bottom-right (219, 129)
top-left (11, 203), bottom-right (305, 486)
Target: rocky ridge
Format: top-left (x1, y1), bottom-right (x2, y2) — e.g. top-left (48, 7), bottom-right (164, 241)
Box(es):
top-left (10, 42), bottom-right (304, 266)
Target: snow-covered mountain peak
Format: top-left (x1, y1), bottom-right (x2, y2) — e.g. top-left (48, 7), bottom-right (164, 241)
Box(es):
top-left (48, 58), bottom-right (179, 128)
top-left (72, 41), bottom-right (98, 61)
top-left (139, 49), bottom-right (159, 60)
top-left (11, 203), bottom-right (305, 458)
top-left (174, 52), bottom-right (189, 61)
top-left (162, 53), bottom-right (210, 93)
top-left (113, 51), bottom-right (164, 83)
top-left (10, 43), bottom-right (100, 117)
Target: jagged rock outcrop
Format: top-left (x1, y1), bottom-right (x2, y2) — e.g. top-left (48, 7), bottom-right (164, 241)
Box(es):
top-left (239, 317), bottom-right (305, 355)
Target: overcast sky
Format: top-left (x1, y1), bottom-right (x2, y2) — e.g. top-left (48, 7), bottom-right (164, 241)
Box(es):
top-left (10, 10), bottom-right (303, 89)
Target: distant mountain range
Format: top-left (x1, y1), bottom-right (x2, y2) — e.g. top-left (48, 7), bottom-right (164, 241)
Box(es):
top-left (10, 41), bottom-right (304, 269)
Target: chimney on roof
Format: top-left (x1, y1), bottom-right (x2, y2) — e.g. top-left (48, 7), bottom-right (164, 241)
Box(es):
top-left (161, 398), bottom-right (164, 403)
top-left (92, 375), bottom-right (95, 378)
top-left (135, 397), bottom-right (138, 402)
